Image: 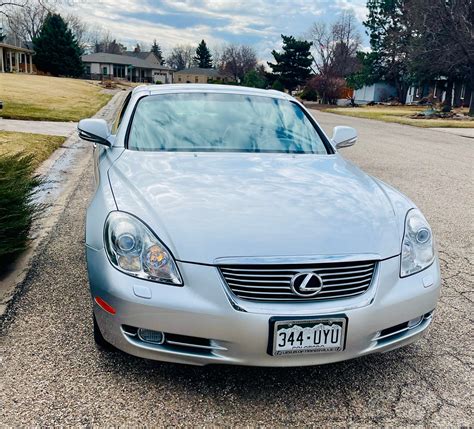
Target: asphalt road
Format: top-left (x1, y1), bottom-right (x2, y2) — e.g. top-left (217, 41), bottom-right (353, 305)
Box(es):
top-left (1, 109), bottom-right (472, 426)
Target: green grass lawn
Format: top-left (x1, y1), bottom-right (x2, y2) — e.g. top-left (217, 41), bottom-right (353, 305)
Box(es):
top-left (0, 131), bottom-right (66, 169)
top-left (0, 130), bottom-right (67, 268)
top-left (0, 74), bottom-right (112, 122)
top-left (323, 105), bottom-right (474, 128)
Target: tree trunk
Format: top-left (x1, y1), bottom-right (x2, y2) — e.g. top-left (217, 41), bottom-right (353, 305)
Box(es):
top-left (396, 80), bottom-right (408, 104)
top-left (469, 91), bottom-right (474, 116)
top-left (469, 69), bottom-right (474, 117)
top-left (443, 80), bottom-right (453, 111)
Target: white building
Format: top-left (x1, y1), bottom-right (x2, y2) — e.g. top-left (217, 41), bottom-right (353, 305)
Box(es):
top-left (353, 83), bottom-right (397, 104)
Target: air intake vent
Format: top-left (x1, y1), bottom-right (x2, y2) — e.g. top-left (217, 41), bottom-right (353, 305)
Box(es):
top-left (219, 260), bottom-right (377, 302)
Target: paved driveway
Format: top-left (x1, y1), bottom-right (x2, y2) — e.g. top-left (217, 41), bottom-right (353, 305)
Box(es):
top-left (0, 111), bottom-right (472, 426)
top-left (0, 118), bottom-right (77, 136)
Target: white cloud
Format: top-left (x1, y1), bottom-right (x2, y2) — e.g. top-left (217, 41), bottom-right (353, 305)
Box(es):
top-left (57, 0), bottom-right (368, 58)
top-left (332, 0), bottom-right (368, 22)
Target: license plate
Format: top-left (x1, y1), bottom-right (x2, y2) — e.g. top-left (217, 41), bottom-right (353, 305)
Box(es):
top-left (270, 317), bottom-right (347, 355)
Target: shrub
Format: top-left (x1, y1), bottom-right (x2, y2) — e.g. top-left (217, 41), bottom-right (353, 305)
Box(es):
top-left (0, 153), bottom-right (43, 271)
top-left (242, 70), bottom-right (267, 88)
top-left (300, 86), bottom-right (318, 101)
top-left (272, 80), bottom-right (285, 92)
top-left (306, 75), bottom-right (346, 104)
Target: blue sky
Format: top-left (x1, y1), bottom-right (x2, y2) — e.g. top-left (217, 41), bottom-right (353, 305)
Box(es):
top-left (60, 0), bottom-right (369, 61)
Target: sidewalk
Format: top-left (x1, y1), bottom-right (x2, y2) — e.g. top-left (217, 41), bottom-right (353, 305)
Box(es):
top-left (430, 127), bottom-right (474, 139)
top-left (0, 118), bottom-right (77, 136)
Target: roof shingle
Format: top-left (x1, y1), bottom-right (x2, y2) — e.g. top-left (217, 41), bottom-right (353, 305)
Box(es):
top-left (81, 52), bottom-right (173, 70)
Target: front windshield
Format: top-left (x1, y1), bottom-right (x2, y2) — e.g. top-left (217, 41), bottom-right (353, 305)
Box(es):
top-left (127, 92), bottom-right (330, 154)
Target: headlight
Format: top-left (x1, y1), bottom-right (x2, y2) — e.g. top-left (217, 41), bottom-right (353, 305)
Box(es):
top-left (400, 209), bottom-right (435, 277)
top-left (104, 211), bottom-right (182, 285)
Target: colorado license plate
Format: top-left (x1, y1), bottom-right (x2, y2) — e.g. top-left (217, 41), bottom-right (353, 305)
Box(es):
top-left (270, 317), bottom-right (347, 355)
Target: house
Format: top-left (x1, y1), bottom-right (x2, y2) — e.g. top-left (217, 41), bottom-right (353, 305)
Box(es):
top-left (0, 42), bottom-right (35, 73)
top-left (174, 67), bottom-right (234, 84)
top-left (353, 82), bottom-right (397, 104)
top-left (406, 77), bottom-right (471, 107)
top-left (81, 52), bottom-right (173, 83)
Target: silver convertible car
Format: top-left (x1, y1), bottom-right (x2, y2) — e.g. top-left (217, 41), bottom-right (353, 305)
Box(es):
top-left (78, 84), bottom-right (441, 366)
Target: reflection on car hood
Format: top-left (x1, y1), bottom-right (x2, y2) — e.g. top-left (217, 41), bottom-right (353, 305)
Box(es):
top-left (109, 151), bottom-right (402, 264)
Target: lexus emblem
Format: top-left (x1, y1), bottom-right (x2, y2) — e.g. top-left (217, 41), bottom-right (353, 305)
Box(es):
top-left (290, 272), bottom-right (323, 297)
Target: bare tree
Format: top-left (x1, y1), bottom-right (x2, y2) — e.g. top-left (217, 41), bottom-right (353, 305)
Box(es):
top-left (407, 0), bottom-right (474, 114)
top-left (212, 45), bottom-right (223, 69)
top-left (166, 44), bottom-right (194, 70)
top-left (308, 11), bottom-right (361, 103)
top-left (89, 28), bottom-right (126, 54)
top-left (4, 0), bottom-right (52, 43)
top-left (217, 44), bottom-right (257, 81)
top-left (64, 13), bottom-right (89, 49)
top-left (309, 11), bottom-right (361, 78)
top-left (0, 1), bottom-right (25, 20)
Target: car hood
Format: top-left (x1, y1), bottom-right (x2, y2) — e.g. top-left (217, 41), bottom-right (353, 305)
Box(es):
top-left (109, 151), bottom-right (402, 264)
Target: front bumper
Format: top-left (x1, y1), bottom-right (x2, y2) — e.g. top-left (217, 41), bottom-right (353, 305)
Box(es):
top-left (87, 247), bottom-right (441, 366)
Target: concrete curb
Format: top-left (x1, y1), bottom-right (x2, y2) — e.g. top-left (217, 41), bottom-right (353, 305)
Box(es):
top-left (0, 91), bottom-right (127, 318)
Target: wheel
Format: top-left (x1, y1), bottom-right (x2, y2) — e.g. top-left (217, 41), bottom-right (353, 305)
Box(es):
top-left (93, 313), bottom-right (115, 351)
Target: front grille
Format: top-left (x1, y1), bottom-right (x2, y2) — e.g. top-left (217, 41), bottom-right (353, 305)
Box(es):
top-left (219, 260), bottom-right (377, 301)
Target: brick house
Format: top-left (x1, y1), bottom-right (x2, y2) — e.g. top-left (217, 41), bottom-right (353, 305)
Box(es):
top-left (174, 67), bottom-right (234, 84)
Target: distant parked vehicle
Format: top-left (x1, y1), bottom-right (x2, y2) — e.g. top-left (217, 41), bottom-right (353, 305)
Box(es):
top-left (78, 84), bottom-right (440, 366)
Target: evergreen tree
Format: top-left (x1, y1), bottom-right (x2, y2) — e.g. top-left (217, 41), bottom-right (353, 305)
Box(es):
top-left (271, 80), bottom-right (285, 92)
top-left (194, 40), bottom-right (213, 68)
top-left (346, 51), bottom-right (381, 90)
top-left (243, 69), bottom-right (267, 88)
top-left (33, 13), bottom-right (83, 77)
top-left (151, 39), bottom-right (165, 65)
top-left (267, 35), bottom-right (313, 91)
top-left (360, 0), bottom-right (411, 103)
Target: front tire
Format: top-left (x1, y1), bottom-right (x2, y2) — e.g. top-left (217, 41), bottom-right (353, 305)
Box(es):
top-left (93, 313), bottom-right (115, 351)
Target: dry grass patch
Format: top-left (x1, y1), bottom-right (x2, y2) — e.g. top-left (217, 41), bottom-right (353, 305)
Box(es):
top-left (0, 131), bottom-right (65, 169)
top-left (324, 105), bottom-right (474, 128)
top-left (0, 74), bottom-right (112, 122)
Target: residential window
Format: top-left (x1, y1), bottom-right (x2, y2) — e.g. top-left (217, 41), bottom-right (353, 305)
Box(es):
top-left (178, 76), bottom-right (182, 82)
top-left (113, 64), bottom-right (125, 78)
top-left (195, 76), bottom-right (199, 83)
top-left (102, 66), bottom-right (108, 75)
top-left (460, 84), bottom-right (466, 99)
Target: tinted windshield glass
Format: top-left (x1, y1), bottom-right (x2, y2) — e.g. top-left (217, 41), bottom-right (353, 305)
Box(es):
top-left (128, 93), bottom-right (330, 154)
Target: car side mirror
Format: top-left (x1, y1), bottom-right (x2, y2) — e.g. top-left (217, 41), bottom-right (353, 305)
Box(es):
top-left (332, 126), bottom-right (357, 149)
top-left (78, 119), bottom-right (111, 147)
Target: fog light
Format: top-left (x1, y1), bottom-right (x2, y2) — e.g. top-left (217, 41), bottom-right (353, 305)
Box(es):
top-left (137, 328), bottom-right (165, 344)
top-left (408, 316), bottom-right (423, 328)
